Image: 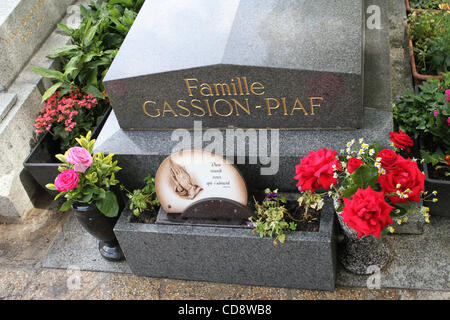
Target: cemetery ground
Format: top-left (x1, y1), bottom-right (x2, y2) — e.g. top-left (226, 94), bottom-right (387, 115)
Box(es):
top-left (0, 199), bottom-right (448, 300)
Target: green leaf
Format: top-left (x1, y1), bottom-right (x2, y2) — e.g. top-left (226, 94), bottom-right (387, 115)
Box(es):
top-left (29, 66), bottom-right (64, 81)
top-left (342, 185), bottom-right (358, 200)
top-left (351, 165), bottom-right (379, 189)
top-left (57, 23), bottom-right (74, 37)
top-left (83, 20), bottom-right (100, 47)
top-left (47, 45), bottom-right (79, 58)
top-left (84, 85), bottom-right (104, 99)
top-left (60, 200), bottom-right (73, 212)
top-left (41, 82), bottom-right (63, 103)
top-left (96, 191), bottom-right (119, 217)
top-left (46, 183), bottom-right (57, 191)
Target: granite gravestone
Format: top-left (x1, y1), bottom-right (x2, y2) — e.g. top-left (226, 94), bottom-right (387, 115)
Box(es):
top-left (0, 0), bottom-right (76, 90)
top-left (96, 0), bottom-right (393, 193)
top-left (103, 0), bottom-right (364, 130)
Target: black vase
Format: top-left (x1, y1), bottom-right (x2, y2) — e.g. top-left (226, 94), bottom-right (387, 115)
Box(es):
top-left (73, 202), bottom-right (125, 262)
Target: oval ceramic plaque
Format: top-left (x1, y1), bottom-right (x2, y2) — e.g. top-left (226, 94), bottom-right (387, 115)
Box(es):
top-left (155, 150), bottom-right (247, 213)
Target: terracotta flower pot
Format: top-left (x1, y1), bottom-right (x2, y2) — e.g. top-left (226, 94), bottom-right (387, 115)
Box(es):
top-left (73, 201), bottom-right (125, 262)
top-left (406, 25), bottom-right (443, 86)
top-left (405, 0), bottom-right (447, 13)
top-left (334, 198), bottom-right (390, 275)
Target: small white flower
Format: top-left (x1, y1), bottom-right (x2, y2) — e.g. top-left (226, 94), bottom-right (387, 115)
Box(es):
top-left (359, 138), bottom-right (364, 144)
top-left (369, 149), bottom-right (375, 156)
top-left (433, 198), bottom-right (438, 203)
top-left (388, 226), bottom-right (395, 233)
top-left (432, 191), bottom-right (438, 195)
top-left (361, 143), bottom-right (369, 150)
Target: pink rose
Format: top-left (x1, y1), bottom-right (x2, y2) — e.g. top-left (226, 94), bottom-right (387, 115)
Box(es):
top-left (54, 169), bottom-right (79, 192)
top-left (66, 147), bottom-right (93, 173)
top-left (445, 89), bottom-right (450, 101)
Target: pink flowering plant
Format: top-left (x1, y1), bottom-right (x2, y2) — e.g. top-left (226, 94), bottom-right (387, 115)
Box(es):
top-left (46, 131), bottom-right (122, 217)
top-left (34, 86), bottom-right (105, 151)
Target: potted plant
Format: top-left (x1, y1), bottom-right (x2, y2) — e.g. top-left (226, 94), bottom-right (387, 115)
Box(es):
top-left (293, 134), bottom-right (430, 275)
top-left (394, 74), bottom-right (449, 216)
top-left (248, 188), bottom-right (323, 245)
top-left (24, 1), bottom-right (145, 194)
top-left (419, 87), bottom-right (450, 216)
top-left (23, 87), bottom-right (110, 194)
top-left (393, 73), bottom-right (449, 146)
top-left (406, 10), bottom-right (449, 84)
top-left (406, 0), bottom-right (450, 12)
top-left (29, 0), bottom-right (145, 102)
top-left (121, 174), bottom-right (160, 224)
top-left (46, 131), bottom-right (124, 261)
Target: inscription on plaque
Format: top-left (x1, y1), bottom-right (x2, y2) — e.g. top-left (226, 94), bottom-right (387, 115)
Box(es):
top-left (155, 150), bottom-right (248, 213)
top-left (142, 76), bottom-right (324, 119)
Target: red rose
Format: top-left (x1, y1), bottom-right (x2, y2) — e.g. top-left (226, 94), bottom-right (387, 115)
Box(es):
top-left (341, 186), bottom-right (394, 239)
top-left (54, 169), bottom-right (79, 192)
top-left (294, 148), bottom-right (341, 193)
top-left (377, 157), bottom-right (424, 204)
top-left (389, 131), bottom-right (414, 153)
top-left (347, 157), bottom-right (364, 174)
top-left (376, 149), bottom-right (398, 172)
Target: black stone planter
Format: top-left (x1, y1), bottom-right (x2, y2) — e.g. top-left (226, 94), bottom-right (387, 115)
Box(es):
top-left (23, 107), bottom-right (112, 195)
top-left (335, 199), bottom-right (390, 275)
top-left (423, 162), bottom-right (450, 217)
top-left (73, 201), bottom-right (124, 261)
top-left (114, 196), bottom-right (337, 291)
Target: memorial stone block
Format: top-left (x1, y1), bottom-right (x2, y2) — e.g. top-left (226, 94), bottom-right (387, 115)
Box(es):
top-left (104, 0), bottom-right (364, 130)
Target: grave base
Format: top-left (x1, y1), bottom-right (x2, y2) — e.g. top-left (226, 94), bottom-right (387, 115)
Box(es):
top-left (113, 197), bottom-right (337, 291)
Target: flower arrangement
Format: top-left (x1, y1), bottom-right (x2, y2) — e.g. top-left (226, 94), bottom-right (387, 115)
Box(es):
top-left (34, 87), bottom-right (105, 151)
top-left (294, 132), bottom-right (434, 239)
top-left (46, 131), bottom-right (122, 217)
